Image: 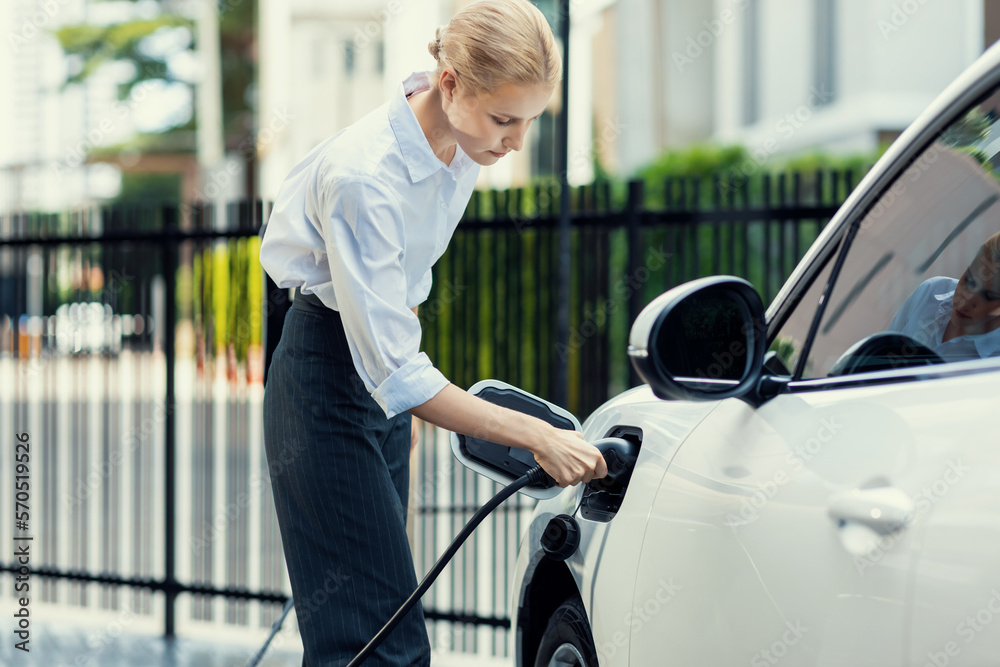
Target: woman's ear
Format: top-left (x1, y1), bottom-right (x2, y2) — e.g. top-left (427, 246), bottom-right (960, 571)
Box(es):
top-left (439, 69), bottom-right (459, 104)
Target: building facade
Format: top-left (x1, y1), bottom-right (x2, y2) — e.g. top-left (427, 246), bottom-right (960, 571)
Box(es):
top-left (601, 0), bottom-right (996, 175)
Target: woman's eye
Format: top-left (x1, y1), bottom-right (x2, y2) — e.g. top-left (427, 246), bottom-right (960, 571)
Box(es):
top-left (493, 117), bottom-right (514, 126)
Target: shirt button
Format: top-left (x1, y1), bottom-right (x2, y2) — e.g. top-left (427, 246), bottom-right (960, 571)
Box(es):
top-left (440, 201), bottom-right (447, 210)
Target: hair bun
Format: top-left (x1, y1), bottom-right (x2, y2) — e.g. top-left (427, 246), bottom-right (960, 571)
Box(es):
top-left (428, 26), bottom-right (445, 61)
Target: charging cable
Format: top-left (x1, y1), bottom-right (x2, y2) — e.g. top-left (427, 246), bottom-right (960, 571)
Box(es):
top-left (247, 465), bottom-right (553, 667)
top-left (246, 597), bottom-right (295, 667)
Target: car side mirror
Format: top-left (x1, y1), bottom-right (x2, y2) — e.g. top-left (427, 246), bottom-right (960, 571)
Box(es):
top-left (627, 276), bottom-right (766, 401)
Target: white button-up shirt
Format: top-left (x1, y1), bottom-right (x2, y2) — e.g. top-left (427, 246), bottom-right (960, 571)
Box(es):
top-left (888, 276), bottom-right (1000, 360)
top-left (259, 70), bottom-right (481, 419)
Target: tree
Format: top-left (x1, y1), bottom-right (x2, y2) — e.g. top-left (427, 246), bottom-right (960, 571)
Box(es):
top-left (54, 0), bottom-right (257, 200)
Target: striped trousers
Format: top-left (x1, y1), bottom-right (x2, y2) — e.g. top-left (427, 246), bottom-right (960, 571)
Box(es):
top-left (262, 287), bottom-right (431, 666)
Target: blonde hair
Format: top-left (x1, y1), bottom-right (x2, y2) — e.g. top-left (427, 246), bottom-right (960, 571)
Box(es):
top-left (428, 0), bottom-right (562, 97)
top-left (982, 229), bottom-right (1000, 266)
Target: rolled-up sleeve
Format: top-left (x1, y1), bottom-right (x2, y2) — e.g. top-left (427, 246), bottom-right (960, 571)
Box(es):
top-left (316, 174), bottom-right (449, 419)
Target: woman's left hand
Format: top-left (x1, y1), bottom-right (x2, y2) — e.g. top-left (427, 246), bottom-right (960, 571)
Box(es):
top-left (410, 416), bottom-right (421, 456)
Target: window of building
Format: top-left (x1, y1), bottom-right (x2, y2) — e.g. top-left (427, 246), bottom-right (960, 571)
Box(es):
top-left (742, 0), bottom-right (761, 126)
top-left (344, 41), bottom-right (355, 76)
top-left (813, 0), bottom-right (837, 106)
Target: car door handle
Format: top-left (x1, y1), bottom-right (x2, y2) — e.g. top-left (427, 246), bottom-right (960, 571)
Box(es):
top-left (828, 486), bottom-right (914, 535)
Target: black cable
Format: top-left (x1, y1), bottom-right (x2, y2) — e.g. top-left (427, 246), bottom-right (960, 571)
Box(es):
top-left (346, 466), bottom-right (549, 666)
top-left (246, 597), bottom-right (295, 667)
top-left (247, 466), bottom-right (551, 667)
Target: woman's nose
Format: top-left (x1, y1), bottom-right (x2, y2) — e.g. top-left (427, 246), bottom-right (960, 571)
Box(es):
top-left (954, 284), bottom-right (973, 307)
top-left (957, 290), bottom-right (984, 314)
top-left (504, 127), bottom-right (528, 152)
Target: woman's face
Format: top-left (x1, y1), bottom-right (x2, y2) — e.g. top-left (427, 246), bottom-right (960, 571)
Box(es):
top-left (951, 251), bottom-right (1000, 334)
top-left (444, 75), bottom-right (553, 165)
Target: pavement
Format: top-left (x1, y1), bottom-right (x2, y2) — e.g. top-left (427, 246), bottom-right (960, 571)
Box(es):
top-left (0, 620), bottom-right (513, 667)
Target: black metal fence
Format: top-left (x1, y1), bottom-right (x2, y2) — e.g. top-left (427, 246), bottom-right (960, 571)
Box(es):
top-left (426, 171), bottom-right (851, 422)
top-left (0, 171), bottom-right (854, 658)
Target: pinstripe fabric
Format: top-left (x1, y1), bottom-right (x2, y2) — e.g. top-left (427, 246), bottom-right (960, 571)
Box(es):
top-left (262, 289), bottom-right (431, 666)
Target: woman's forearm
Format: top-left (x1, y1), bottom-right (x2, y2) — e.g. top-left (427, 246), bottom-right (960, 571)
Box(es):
top-left (408, 383), bottom-right (552, 454)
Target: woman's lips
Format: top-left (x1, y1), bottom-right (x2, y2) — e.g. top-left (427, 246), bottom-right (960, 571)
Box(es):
top-left (489, 150), bottom-right (509, 157)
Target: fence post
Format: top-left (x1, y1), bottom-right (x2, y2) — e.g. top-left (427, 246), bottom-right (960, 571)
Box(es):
top-left (162, 203), bottom-right (179, 637)
top-left (553, 0), bottom-right (571, 409)
top-left (626, 179), bottom-right (644, 388)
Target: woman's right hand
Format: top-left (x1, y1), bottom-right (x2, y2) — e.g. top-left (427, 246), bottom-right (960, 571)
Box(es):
top-left (409, 383), bottom-right (608, 487)
top-left (528, 424), bottom-right (608, 488)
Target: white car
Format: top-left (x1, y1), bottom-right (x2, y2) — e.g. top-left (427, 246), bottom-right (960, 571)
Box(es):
top-left (507, 36), bottom-right (1000, 667)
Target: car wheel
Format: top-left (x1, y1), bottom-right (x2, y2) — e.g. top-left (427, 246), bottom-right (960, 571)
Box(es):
top-left (533, 597), bottom-right (600, 667)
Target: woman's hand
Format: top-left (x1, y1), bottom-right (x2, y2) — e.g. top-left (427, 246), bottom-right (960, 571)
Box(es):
top-left (409, 384), bottom-right (607, 486)
top-left (527, 424), bottom-right (608, 487)
top-left (410, 415), bottom-right (421, 456)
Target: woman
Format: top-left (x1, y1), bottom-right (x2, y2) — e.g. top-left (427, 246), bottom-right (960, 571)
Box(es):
top-left (259, 1), bottom-right (607, 665)
top-left (889, 230), bottom-right (1000, 360)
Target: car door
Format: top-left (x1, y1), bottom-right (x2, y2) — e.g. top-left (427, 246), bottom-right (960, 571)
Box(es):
top-left (628, 370), bottom-right (1000, 666)
top-left (906, 379), bottom-right (1000, 667)
top-left (628, 65), bottom-right (1000, 666)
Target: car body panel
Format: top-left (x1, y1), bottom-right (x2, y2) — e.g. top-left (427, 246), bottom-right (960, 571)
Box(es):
top-left (628, 370), bottom-right (1000, 666)
top-left (906, 367), bottom-right (1000, 666)
top-left (511, 361), bottom-right (1000, 666)
top-left (510, 385), bottom-right (716, 667)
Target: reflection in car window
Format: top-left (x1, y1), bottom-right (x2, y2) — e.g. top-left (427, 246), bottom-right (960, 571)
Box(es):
top-left (768, 247), bottom-right (839, 375)
top-left (802, 94), bottom-right (1000, 378)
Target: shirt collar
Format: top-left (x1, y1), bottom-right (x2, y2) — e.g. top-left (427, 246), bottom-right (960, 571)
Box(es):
top-left (388, 70), bottom-right (475, 183)
top-left (972, 327), bottom-right (1000, 358)
top-left (932, 284), bottom-right (1000, 358)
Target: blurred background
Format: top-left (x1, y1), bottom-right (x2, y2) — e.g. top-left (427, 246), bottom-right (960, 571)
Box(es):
top-left (2, 1), bottom-right (999, 665)
top-left (3, 0), bottom-right (997, 209)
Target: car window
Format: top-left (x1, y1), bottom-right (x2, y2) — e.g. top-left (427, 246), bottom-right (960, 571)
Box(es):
top-left (801, 91), bottom-right (1000, 378)
top-left (767, 241), bottom-right (840, 375)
